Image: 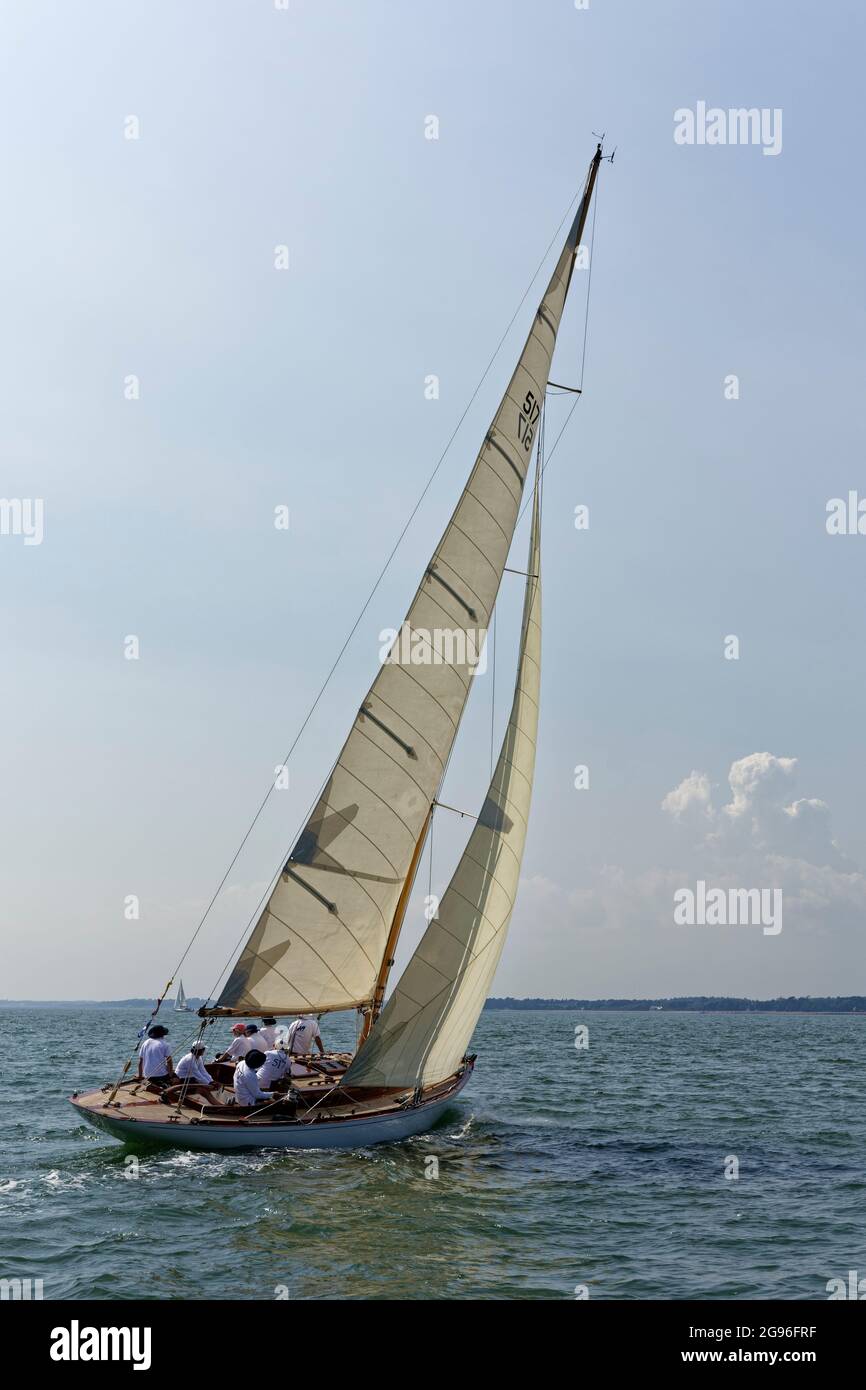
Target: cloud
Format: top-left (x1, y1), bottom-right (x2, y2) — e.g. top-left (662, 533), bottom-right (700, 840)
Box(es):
top-left (661, 770), bottom-right (713, 822)
top-left (502, 752), bottom-right (866, 996)
top-left (663, 752), bottom-right (850, 871)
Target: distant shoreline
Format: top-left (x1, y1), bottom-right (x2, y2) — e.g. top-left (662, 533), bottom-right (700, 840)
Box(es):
top-left (1, 995), bottom-right (864, 1014)
top-left (487, 996), bottom-right (866, 1014)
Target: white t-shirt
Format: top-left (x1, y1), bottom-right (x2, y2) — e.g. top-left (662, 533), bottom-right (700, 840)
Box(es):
top-left (257, 1049), bottom-right (288, 1087)
top-left (225, 1036), bottom-right (253, 1060)
top-left (257, 1025), bottom-right (279, 1050)
top-left (176, 1052), bottom-right (212, 1084)
top-left (285, 1016), bottom-right (322, 1055)
top-left (139, 1038), bottom-right (171, 1078)
top-left (243, 1029), bottom-right (266, 1053)
top-left (233, 1059), bottom-right (272, 1107)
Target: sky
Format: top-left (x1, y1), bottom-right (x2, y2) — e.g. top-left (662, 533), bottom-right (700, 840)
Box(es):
top-left (1, 0), bottom-right (864, 1002)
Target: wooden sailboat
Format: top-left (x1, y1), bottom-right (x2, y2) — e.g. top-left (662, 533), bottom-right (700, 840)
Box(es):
top-left (70, 145), bottom-right (604, 1151)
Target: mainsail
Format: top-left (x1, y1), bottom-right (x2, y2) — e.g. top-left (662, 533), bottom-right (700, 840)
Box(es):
top-left (208, 149), bottom-right (601, 1018)
top-left (342, 475), bottom-right (542, 1090)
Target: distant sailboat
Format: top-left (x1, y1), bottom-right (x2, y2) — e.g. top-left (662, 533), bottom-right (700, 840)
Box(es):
top-left (174, 981), bottom-right (191, 1012)
top-left (70, 143), bottom-right (606, 1150)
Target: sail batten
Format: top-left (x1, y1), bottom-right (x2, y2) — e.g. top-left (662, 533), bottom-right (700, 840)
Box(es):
top-left (207, 150), bottom-right (599, 1019)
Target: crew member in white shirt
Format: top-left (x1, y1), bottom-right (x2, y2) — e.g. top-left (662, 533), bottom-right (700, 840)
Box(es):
top-left (285, 1014), bottom-right (325, 1059)
top-left (257, 1017), bottom-right (279, 1051)
top-left (137, 1025), bottom-right (173, 1088)
top-left (242, 1022), bottom-right (266, 1053)
top-left (233, 1050), bottom-right (276, 1108)
top-left (175, 1042), bottom-right (220, 1105)
top-left (215, 1023), bottom-right (252, 1063)
top-left (257, 1046), bottom-right (289, 1091)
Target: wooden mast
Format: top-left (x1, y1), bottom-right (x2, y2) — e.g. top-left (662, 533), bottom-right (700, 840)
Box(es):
top-left (358, 803), bottom-right (434, 1045)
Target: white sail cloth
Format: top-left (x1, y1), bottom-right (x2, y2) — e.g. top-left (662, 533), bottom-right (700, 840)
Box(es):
top-left (213, 190), bottom-right (587, 1017)
top-left (343, 481), bottom-right (542, 1090)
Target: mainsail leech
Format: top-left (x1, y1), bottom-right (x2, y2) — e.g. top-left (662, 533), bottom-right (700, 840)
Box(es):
top-left (206, 148), bottom-right (601, 1019)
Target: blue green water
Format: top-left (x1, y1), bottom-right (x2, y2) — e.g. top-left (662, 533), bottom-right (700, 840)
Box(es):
top-left (1, 1007), bottom-right (863, 1300)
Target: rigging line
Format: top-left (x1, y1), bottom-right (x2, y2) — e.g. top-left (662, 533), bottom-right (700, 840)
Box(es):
top-left (169, 190), bottom-right (584, 999)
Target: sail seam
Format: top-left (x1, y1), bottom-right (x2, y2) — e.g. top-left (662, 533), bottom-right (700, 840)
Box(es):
top-left (291, 797), bottom-right (403, 885)
top-left (369, 681), bottom-right (457, 756)
top-left (406, 588), bottom-right (488, 676)
top-left (476, 454), bottom-right (521, 508)
top-left (425, 566), bottom-right (478, 621)
top-left (486, 432), bottom-right (525, 486)
top-left (359, 703), bottom-right (417, 759)
top-left (266, 908), bottom-right (379, 981)
top-left (327, 756), bottom-right (423, 854)
top-left (445, 522), bottom-right (503, 596)
top-left (380, 630), bottom-right (473, 697)
top-left (430, 553), bottom-right (492, 625)
top-left (350, 714), bottom-right (446, 802)
top-left (265, 906), bottom-right (379, 977)
top-left (464, 485), bottom-right (513, 546)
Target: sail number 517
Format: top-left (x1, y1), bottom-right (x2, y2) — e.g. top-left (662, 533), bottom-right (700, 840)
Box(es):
top-left (517, 391), bottom-right (540, 452)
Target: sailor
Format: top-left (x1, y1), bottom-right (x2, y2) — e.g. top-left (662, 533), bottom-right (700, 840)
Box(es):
top-left (257, 1045), bottom-right (290, 1091)
top-left (285, 1013), bottom-right (325, 1059)
top-left (215, 1022), bottom-right (252, 1063)
top-left (137, 1025), bottom-right (173, 1088)
top-left (174, 1042), bottom-right (221, 1105)
top-left (233, 1049), bottom-right (276, 1108)
top-left (242, 1022), bottom-right (265, 1052)
top-left (258, 1017), bottom-right (279, 1050)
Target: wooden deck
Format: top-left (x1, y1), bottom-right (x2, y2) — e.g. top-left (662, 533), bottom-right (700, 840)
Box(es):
top-left (70, 1052), bottom-right (468, 1131)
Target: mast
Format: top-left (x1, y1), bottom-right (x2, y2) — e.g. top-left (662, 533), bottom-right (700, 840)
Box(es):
top-left (561, 142), bottom-right (601, 298)
top-left (359, 803), bottom-right (433, 1043)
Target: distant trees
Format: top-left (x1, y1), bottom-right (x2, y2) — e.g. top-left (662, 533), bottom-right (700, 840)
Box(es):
top-left (485, 996), bottom-right (865, 1013)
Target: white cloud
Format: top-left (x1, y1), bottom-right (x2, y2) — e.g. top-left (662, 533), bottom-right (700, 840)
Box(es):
top-left (498, 752), bottom-right (866, 997)
top-left (663, 752), bottom-right (851, 872)
top-left (661, 770), bottom-right (713, 822)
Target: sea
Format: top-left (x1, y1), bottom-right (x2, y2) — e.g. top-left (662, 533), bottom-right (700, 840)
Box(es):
top-left (1, 1007), bottom-right (863, 1301)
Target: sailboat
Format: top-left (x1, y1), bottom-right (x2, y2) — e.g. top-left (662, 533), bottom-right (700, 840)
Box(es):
top-left (70, 144), bottom-right (605, 1151)
top-left (174, 981), bottom-right (191, 1012)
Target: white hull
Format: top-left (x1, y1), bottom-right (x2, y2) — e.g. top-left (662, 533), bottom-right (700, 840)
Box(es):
top-left (72, 1069), bottom-right (471, 1152)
